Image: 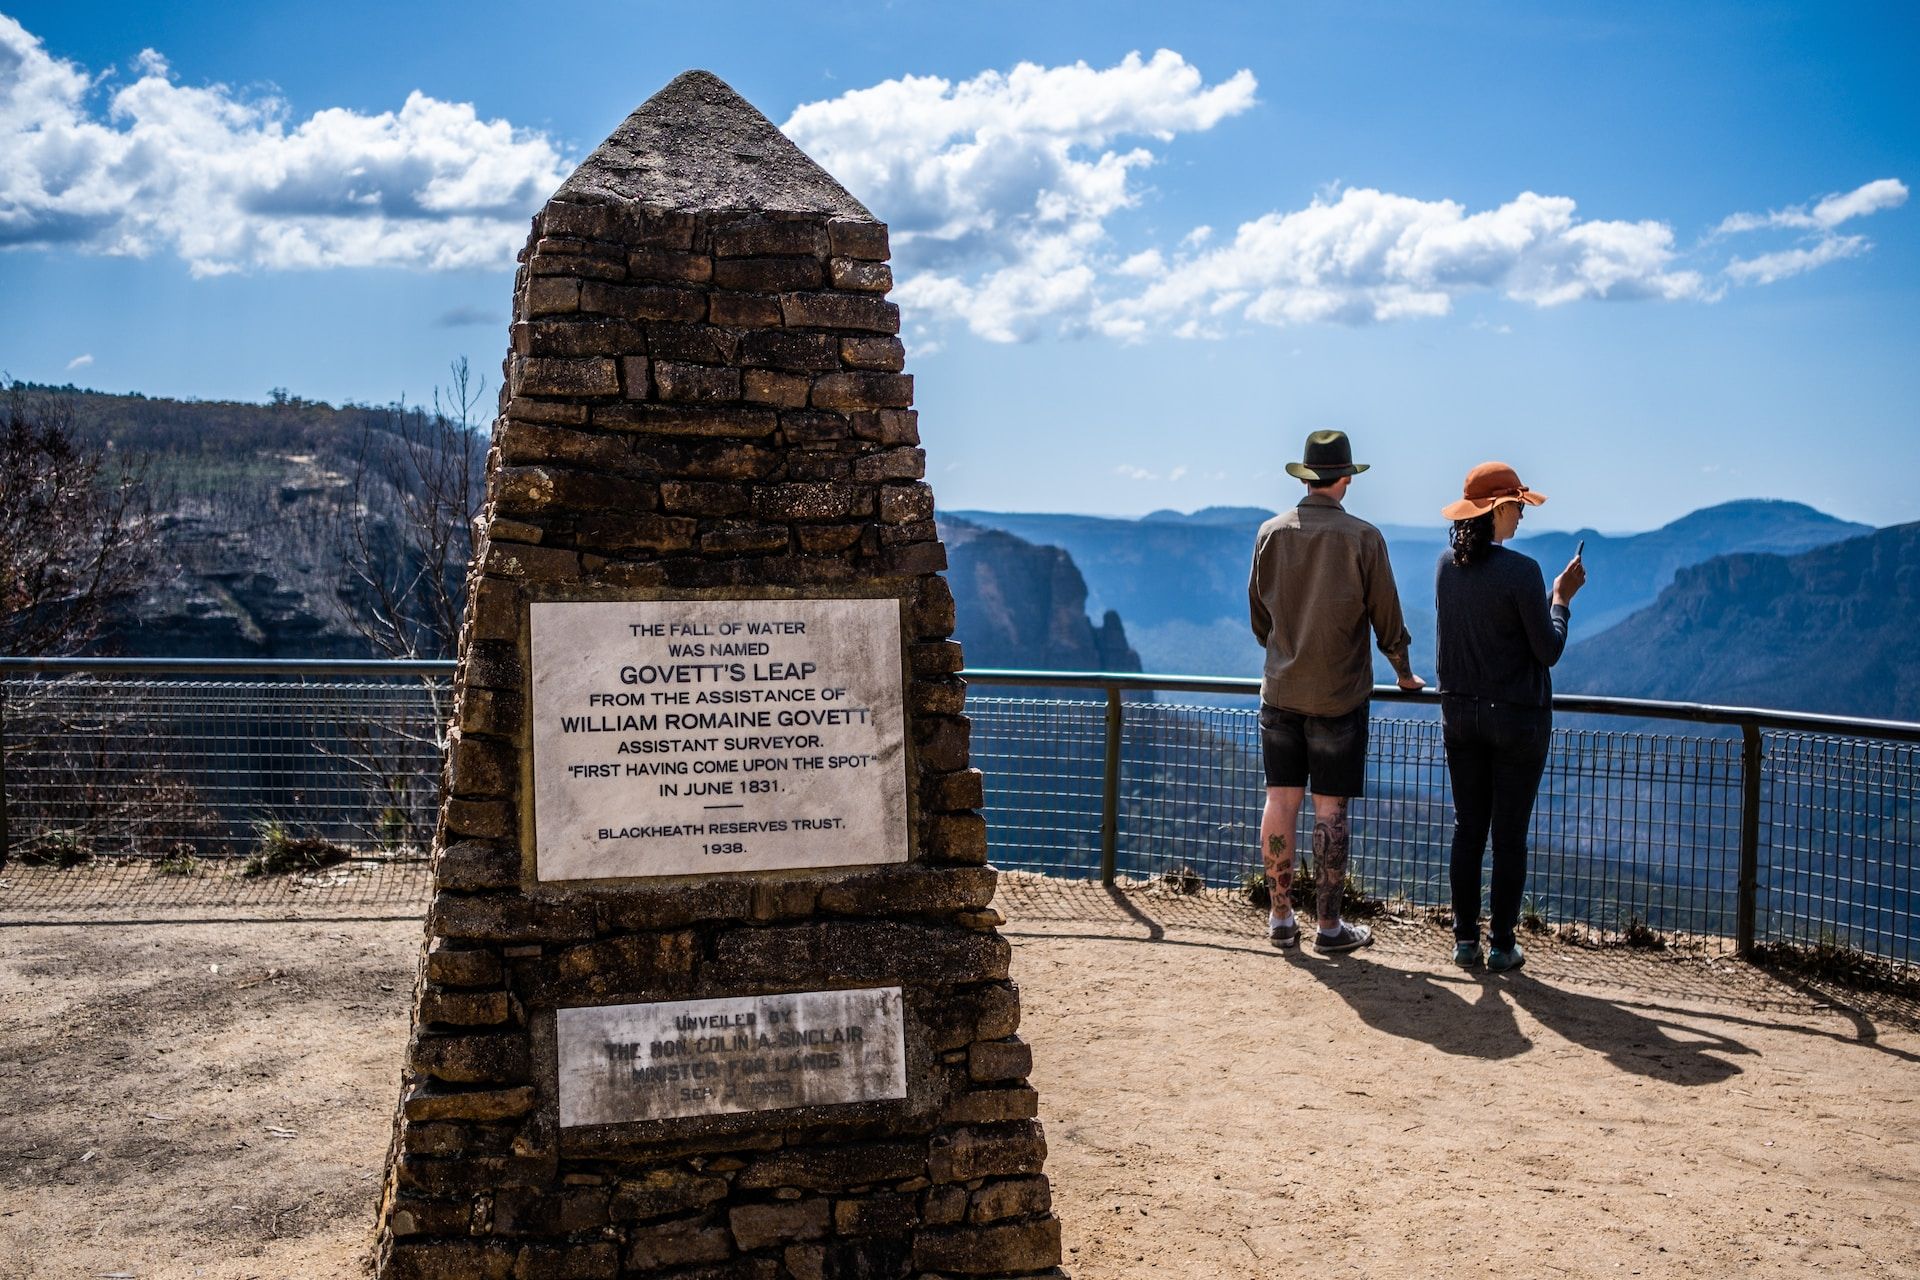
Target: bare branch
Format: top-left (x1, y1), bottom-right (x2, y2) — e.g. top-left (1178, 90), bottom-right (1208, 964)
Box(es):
top-left (322, 360), bottom-right (487, 661)
top-left (0, 380), bottom-right (162, 656)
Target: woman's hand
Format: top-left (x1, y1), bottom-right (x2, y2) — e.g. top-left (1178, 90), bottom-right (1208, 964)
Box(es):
top-left (1552, 556), bottom-right (1587, 607)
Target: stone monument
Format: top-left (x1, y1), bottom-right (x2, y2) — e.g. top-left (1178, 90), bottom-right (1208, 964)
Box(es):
top-left (373, 71), bottom-right (1064, 1280)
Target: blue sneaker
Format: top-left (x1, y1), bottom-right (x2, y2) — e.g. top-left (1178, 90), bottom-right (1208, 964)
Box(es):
top-left (1487, 942), bottom-right (1526, 972)
top-left (1453, 941), bottom-right (1485, 968)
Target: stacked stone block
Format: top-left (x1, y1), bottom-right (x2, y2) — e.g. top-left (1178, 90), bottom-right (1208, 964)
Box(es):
top-left (374, 71), bottom-right (1063, 1280)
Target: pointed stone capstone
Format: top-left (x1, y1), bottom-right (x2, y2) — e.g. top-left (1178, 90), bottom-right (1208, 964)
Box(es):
top-left (555, 70), bottom-right (873, 219)
top-left (372, 69), bottom-right (1066, 1280)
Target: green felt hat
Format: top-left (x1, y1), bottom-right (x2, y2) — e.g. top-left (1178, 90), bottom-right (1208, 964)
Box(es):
top-left (1285, 429), bottom-right (1370, 481)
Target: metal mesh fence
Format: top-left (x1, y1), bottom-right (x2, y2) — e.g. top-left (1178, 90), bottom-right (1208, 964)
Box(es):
top-left (2, 674), bottom-right (447, 881)
top-left (966, 695), bottom-right (1109, 875)
top-left (970, 695), bottom-right (1886, 959)
top-left (1762, 732), bottom-right (1919, 967)
top-left (2, 672), bottom-right (1915, 969)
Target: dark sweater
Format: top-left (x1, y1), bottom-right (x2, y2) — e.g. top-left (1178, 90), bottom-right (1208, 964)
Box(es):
top-left (1434, 545), bottom-right (1570, 707)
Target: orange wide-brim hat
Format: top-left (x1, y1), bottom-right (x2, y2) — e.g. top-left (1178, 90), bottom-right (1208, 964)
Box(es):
top-left (1440, 461), bottom-right (1548, 520)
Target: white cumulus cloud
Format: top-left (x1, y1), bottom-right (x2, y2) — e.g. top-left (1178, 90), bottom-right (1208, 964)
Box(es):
top-left (1095, 187), bottom-right (1710, 337)
top-left (785, 50), bottom-right (1257, 342)
top-left (1726, 235), bottom-right (1870, 285)
top-left (1, 17), bottom-right (1903, 331)
top-left (788, 54), bottom-right (1904, 342)
top-left (0, 15), bottom-right (568, 275)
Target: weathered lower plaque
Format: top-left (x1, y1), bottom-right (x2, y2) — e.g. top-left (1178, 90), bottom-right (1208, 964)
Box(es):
top-left (530, 596), bottom-right (908, 881)
top-left (556, 987), bottom-right (908, 1127)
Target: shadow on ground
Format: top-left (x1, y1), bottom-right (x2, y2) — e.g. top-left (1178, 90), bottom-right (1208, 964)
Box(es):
top-left (996, 873), bottom-right (1920, 1056)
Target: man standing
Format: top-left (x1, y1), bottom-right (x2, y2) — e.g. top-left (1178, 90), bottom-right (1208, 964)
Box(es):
top-left (1250, 430), bottom-right (1425, 952)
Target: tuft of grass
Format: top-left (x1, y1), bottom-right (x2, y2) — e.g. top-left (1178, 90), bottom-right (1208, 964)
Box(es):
top-left (1156, 864), bottom-right (1203, 894)
top-left (1621, 915), bottom-right (1667, 951)
top-left (19, 831), bottom-right (93, 869)
top-left (1553, 916), bottom-right (1682, 951)
top-left (242, 821), bottom-right (350, 876)
top-left (1520, 893), bottom-right (1551, 934)
top-left (376, 806), bottom-right (409, 851)
top-left (151, 843), bottom-right (201, 877)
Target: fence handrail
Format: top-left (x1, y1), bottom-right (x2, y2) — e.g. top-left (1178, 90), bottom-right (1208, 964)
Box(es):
top-left (7, 657), bottom-right (1920, 744)
top-left (962, 668), bottom-right (1920, 745)
top-left (0, 656), bottom-right (458, 678)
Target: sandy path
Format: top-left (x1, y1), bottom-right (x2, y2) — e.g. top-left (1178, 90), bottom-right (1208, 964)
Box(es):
top-left (1005, 882), bottom-right (1920, 1280)
top-left (0, 882), bottom-right (1914, 1280)
top-left (0, 915), bottom-right (418, 1280)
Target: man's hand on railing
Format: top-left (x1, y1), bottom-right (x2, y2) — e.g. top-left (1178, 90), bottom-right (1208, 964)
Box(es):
top-left (1396, 673), bottom-right (1428, 692)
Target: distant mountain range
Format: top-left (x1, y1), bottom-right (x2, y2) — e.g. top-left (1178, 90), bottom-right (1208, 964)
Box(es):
top-left (951, 500), bottom-right (1874, 684)
top-left (40, 385), bottom-right (1919, 720)
top-left (46, 386), bottom-right (1139, 675)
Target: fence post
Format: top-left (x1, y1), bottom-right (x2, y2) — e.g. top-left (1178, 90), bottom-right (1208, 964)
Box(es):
top-left (0, 681), bottom-right (9, 870)
top-left (1100, 684), bottom-right (1122, 886)
top-left (1736, 722), bottom-right (1762, 957)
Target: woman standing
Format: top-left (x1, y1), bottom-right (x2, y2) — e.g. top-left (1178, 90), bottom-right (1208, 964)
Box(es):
top-left (1435, 462), bottom-right (1585, 971)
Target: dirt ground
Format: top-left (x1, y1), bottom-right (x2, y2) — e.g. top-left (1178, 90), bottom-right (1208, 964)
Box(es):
top-left (1, 873), bottom-right (1915, 1280)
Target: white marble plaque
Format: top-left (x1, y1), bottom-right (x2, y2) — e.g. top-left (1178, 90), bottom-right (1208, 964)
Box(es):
top-left (529, 597), bottom-right (908, 881)
top-left (556, 987), bottom-right (907, 1126)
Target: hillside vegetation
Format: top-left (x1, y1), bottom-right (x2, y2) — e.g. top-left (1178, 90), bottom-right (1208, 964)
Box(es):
top-left (29, 383), bottom-right (483, 657)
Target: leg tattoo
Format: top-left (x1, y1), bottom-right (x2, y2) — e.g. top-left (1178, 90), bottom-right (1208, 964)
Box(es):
top-left (1265, 833), bottom-right (1294, 910)
top-left (1313, 804), bottom-right (1351, 927)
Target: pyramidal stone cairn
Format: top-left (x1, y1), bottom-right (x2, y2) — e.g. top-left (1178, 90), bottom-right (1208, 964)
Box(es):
top-left (373, 71), bottom-right (1066, 1280)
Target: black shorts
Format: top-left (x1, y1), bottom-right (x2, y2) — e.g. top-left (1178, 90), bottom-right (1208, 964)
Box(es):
top-left (1259, 702), bottom-right (1369, 797)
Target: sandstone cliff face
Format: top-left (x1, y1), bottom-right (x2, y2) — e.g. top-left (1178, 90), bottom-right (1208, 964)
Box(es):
top-left (106, 474), bottom-right (366, 657)
top-left (939, 516), bottom-right (1142, 673)
top-left (1558, 522), bottom-right (1920, 718)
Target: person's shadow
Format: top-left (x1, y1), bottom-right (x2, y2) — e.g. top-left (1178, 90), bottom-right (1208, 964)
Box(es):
top-left (1309, 955), bottom-right (1533, 1060)
top-left (1497, 970), bottom-right (1752, 1085)
top-left (1309, 953), bottom-right (1752, 1084)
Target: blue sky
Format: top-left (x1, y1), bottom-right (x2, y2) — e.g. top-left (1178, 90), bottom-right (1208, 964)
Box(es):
top-left (1, 1), bottom-right (1914, 530)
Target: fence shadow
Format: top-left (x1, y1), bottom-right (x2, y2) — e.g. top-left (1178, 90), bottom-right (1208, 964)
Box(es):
top-left (0, 858), bottom-right (432, 921)
top-left (996, 875), bottom-right (1920, 1043)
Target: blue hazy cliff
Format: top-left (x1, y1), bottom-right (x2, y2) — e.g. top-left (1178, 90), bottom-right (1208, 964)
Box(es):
top-left (1558, 521), bottom-right (1920, 719)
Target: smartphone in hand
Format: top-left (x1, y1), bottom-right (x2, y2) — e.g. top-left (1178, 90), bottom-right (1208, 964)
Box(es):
top-left (1575, 539), bottom-right (1585, 561)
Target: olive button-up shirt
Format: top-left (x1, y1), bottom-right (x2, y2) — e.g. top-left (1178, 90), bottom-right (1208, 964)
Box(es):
top-left (1248, 494), bottom-right (1412, 716)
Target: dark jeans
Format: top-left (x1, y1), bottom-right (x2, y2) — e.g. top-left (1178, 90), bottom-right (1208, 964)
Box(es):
top-left (1442, 696), bottom-right (1552, 949)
